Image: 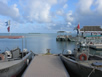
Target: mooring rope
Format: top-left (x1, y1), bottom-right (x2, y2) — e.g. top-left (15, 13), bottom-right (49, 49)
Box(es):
top-left (88, 67), bottom-right (96, 77)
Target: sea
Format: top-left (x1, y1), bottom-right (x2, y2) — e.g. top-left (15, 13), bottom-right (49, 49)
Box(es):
top-left (0, 33), bottom-right (102, 77)
top-left (0, 33), bottom-right (102, 55)
top-left (0, 33), bottom-right (76, 54)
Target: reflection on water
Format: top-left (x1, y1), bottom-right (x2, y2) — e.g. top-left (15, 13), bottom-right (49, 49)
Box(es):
top-left (27, 34), bottom-right (76, 54)
top-left (0, 33), bottom-right (102, 55)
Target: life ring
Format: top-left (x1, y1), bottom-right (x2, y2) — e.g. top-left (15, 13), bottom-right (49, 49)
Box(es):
top-left (79, 54), bottom-right (87, 61)
top-left (0, 54), bottom-right (5, 60)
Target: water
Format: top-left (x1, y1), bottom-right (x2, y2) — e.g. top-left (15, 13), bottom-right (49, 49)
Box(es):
top-left (0, 33), bottom-right (76, 54)
top-left (0, 33), bottom-right (102, 55)
top-left (0, 33), bottom-right (102, 77)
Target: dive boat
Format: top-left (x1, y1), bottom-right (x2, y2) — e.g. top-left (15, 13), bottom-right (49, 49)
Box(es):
top-left (0, 36), bottom-right (34, 77)
top-left (60, 44), bottom-right (102, 77)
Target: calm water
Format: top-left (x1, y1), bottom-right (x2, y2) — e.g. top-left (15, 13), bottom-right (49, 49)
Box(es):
top-left (0, 33), bottom-right (102, 77)
top-left (0, 33), bottom-right (76, 54)
top-left (0, 33), bottom-right (102, 55)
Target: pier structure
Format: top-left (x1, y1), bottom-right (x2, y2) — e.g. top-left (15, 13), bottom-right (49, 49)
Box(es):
top-left (56, 31), bottom-right (70, 41)
top-left (69, 26), bottom-right (102, 42)
top-left (89, 44), bottom-right (102, 50)
top-left (80, 26), bottom-right (102, 37)
top-left (23, 55), bottom-right (70, 77)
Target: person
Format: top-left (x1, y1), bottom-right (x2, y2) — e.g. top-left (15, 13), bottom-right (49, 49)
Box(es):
top-left (82, 32), bottom-right (83, 37)
top-left (91, 33), bottom-right (92, 36)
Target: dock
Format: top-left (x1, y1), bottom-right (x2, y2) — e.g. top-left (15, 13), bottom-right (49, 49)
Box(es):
top-left (23, 55), bottom-right (70, 77)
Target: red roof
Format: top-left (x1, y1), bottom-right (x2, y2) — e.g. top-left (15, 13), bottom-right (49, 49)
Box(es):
top-left (0, 36), bottom-right (24, 39)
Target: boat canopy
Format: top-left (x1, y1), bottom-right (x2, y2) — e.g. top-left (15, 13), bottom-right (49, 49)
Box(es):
top-left (0, 36), bottom-right (24, 39)
top-left (57, 31), bottom-right (71, 33)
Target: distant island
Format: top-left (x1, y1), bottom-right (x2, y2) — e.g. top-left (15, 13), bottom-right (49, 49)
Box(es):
top-left (28, 33), bottom-right (41, 34)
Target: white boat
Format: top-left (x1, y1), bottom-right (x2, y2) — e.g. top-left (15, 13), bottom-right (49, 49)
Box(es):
top-left (0, 36), bottom-right (34, 77)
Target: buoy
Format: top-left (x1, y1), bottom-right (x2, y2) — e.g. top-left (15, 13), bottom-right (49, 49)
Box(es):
top-left (79, 54), bottom-right (87, 61)
top-left (0, 54), bottom-right (5, 60)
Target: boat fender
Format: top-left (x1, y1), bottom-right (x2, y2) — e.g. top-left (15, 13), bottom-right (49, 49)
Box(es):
top-left (27, 59), bottom-right (29, 65)
top-left (0, 54), bottom-right (5, 60)
top-left (79, 54), bottom-right (87, 61)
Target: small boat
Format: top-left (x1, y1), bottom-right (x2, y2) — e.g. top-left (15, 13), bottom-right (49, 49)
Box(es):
top-left (60, 44), bottom-right (102, 77)
top-left (0, 36), bottom-right (34, 77)
top-left (56, 31), bottom-right (70, 41)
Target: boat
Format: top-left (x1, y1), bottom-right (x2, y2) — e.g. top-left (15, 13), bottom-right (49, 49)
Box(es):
top-left (60, 43), bottom-right (102, 77)
top-left (56, 31), bottom-right (70, 41)
top-left (0, 36), bottom-right (34, 77)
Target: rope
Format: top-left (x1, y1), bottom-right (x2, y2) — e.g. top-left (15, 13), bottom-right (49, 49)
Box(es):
top-left (88, 67), bottom-right (96, 77)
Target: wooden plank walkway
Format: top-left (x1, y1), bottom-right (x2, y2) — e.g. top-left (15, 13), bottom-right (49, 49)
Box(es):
top-left (23, 55), bottom-right (70, 77)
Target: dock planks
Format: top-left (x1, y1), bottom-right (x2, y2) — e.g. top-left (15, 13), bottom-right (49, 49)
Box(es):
top-left (23, 55), bottom-right (70, 77)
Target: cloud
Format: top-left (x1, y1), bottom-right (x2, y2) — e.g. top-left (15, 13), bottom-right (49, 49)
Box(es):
top-left (77, 0), bottom-right (93, 14)
top-left (72, 0), bottom-right (102, 27)
top-left (56, 10), bottom-right (64, 16)
top-left (63, 4), bottom-right (68, 9)
top-left (95, 0), bottom-right (102, 15)
top-left (0, 1), bottom-right (20, 21)
top-left (66, 11), bottom-right (74, 22)
top-left (20, 0), bottom-right (57, 23)
top-left (0, 0), bottom-right (8, 4)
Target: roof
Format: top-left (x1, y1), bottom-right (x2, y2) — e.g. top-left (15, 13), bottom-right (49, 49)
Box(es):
top-left (0, 36), bottom-right (24, 39)
top-left (80, 26), bottom-right (102, 31)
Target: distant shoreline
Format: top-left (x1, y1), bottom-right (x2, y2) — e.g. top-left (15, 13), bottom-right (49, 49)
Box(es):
top-left (29, 33), bottom-right (41, 34)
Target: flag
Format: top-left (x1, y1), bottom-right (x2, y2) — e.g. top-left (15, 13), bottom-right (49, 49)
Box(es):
top-left (77, 24), bottom-right (80, 29)
top-left (5, 20), bottom-right (10, 32)
top-left (5, 20), bottom-right (10, 26)
top-left (7, 26), bottom-right (10, 32)
top-left (5, 21), bottom-right (8, 26)
top-left (77, 24), bottom-right (80, 35)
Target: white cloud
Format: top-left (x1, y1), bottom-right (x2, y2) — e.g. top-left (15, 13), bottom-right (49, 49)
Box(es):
top-left (56, 10), bottom-right (64, 16)
top-left (95, 0), bottom-right (102, 15)
top-left (74, 0), bottom-right (102, 26)
top-left (77, 0), bottom-right (93, 14)
top-left (63, 4), bottom-right (68, 9)
top-left (20, 0), bottom-right (57, 23)
top-left (0, 1), bottom-right (20, 21)
top-left (66, 11), bottom-right (74, 22)
top-left (67, 22), bottom-right (71, 25)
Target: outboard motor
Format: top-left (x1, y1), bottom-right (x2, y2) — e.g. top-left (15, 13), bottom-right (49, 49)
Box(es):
top-left (5, 51), bottom-right (12, 59)
top-left (66, 50), bottom-right (72, 54)
top-left (23, 49), bottom-right (28, 52)
top-left (23, 48), bottom-right (28, 56)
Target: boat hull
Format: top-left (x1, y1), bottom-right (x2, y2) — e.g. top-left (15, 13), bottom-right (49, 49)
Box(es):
top-left (0, 51), bottom-right (34, 77)
top-left (60, 54), bottom-right (102, 77)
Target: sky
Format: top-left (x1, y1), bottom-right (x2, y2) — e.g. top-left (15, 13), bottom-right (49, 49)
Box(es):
top-left (0, 0), bottom-right (102, 33)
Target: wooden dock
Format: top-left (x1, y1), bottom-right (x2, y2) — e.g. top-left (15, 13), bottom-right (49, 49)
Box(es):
top-left (23, 55), bottom-right (70, 77)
